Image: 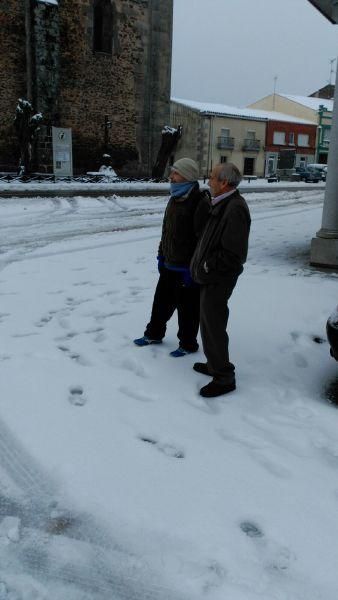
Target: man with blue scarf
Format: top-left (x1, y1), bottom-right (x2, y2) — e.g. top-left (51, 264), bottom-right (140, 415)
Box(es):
top-left (134, 158), bottom-right (210, 357)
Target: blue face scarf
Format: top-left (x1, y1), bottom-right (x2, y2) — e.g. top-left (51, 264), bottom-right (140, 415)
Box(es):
top-left (170, 181), bottom-right (196, 198)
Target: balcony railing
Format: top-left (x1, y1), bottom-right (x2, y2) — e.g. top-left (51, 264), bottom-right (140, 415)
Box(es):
top-left (242, 139), bottom-right (260, 151)
top-left (217, 136), bottom-right (235, 149)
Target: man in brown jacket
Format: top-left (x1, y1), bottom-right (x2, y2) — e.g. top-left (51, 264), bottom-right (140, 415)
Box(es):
top-left (190, 163), bottom-right (251, 397)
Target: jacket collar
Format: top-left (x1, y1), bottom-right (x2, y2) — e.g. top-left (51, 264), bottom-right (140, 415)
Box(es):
top-left (211, 189), bottom-right (239, 215)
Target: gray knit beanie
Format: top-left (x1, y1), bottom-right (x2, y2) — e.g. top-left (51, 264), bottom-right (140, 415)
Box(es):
top-left (171, 158), bottom-right (199, 182)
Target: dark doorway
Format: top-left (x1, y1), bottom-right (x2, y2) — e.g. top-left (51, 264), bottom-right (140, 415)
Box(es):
top-left (243, 157), bottom-right (254, 175)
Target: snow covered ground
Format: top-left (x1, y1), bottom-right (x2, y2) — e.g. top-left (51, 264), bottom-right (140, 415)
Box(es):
top-left (0, 188), bottom-right (337, 599)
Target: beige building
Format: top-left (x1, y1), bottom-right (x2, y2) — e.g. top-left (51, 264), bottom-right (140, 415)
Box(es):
top-left (171, 99), bottom-right (267, 177)
top-left (248, 94), bottom-right (333, 163)
top-left (248, 93), bottom-right (333, 122)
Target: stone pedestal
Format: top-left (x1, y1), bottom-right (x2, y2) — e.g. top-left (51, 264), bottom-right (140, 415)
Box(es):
top-left (310, 236), bottom-right (338, 267)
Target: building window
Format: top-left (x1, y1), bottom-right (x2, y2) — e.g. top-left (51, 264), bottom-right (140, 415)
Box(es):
top-left (93, 0), bottom-right (113, 53)
top-left (220, 156), bottom-right (227, 163)
top-left (246, 130), bottom-right (256, 140)
top-left (289, 132), bottom-right (295, 145)
top-left (273, 131), bottom-right (286, 145)
top-left (298, 133), bottom-right (309, 147)
top-left (299, 156), bottom-right (306, 168)
top-left (220, 128), bottom-right (230, 138)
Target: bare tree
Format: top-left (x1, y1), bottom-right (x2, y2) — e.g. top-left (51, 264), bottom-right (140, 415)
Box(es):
top-left (152, 125), bottom-right (182, 179)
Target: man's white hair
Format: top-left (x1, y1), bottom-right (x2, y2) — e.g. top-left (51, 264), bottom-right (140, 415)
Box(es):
top-left (217, 163), bottom-right (242, 188)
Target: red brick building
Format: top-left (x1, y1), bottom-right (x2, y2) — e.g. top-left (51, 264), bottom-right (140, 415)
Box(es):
top-left (264, 119), bottom-right (317, 175)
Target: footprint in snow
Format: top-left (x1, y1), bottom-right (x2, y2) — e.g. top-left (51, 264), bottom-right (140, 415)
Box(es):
top-left (120, 357), bottom-right (148, 378)
top-left (291, 330), bottom-right (326, 346)
top-left (292, 352), bottom-right (308, 368)
top-left (200, 560), bottom-right (227, 594)
top-left (119, 386), bottom-right (155, 402)
top-left (0, 312), bottom-right (11, 322)
top-left (35, 312), bottom-right (55, 327)
top-left (72, 281), bottom-right (91, 287)
top-left (184, 388), bottom-right (222, 415)
top-left (68, 386), bottom-right (87, 406)
top-left (57, 345), bottom-right (90, 366)
top-left (240, 521), bottom-right (264, 538)
top-left (240, 520), bottom-right (294, 572)
top-left (253, 453), bottom-right (292, 479)
top-left (139, 436), bottom-right (185, 459)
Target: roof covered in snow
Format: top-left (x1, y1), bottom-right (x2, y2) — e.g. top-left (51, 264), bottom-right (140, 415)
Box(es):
top-left (279, 94), bottom-right (333, 112)
top-left (172, 98), bottom-right (315, 125)
top-left (37, 0), bottom-right (58, 5)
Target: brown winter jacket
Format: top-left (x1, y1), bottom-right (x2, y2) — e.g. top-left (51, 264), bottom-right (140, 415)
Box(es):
top-left (158, 183), bottom-right (211, 267)
top-left (190, 189), bottom-right (251, 284)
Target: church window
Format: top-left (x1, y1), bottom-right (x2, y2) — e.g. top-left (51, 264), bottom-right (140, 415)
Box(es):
top-left (93, 0), bottom-right (113, 53)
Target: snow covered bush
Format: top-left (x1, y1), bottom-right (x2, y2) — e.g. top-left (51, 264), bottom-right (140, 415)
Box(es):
top-left (14, 99), bottom-right (43, 176)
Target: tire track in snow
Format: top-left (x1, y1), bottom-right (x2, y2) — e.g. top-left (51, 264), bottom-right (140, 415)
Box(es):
top-left (0, 417), bottom-right (56, 499)
top-left (0, 418), bottom-right (185, 600)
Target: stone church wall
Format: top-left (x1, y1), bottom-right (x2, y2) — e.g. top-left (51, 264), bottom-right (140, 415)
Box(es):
top-left (0, 1), bottom-right (26, 169)
top-left (0, 0), bottom-right (173, 176)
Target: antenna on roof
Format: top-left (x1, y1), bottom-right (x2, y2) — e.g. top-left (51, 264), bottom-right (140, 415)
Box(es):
top-left (272, 76), bottom-right (278, 110)
top-left (329, 58), bottom-right (336, 85)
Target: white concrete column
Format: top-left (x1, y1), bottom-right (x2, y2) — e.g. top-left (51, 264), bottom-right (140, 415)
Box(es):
top-left (310, 56), bottom-right (338, 267)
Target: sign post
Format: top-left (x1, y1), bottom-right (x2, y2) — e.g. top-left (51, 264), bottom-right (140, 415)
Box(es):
top-left (52, 127), bottom-right (73, 176)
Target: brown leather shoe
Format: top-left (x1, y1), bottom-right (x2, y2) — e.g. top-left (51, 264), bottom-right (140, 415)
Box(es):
top-left (200, 380), bottom-right (236, 398)
top-left (193, 362), bottom-right (210, 376)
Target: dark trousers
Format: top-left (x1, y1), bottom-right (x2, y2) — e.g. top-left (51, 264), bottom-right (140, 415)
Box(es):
top-left (200, 277), bottom-right (238, 383)
top-left (144, 268), bottom-right (200, 351)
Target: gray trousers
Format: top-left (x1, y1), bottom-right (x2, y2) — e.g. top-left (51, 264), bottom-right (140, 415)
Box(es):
top-left (199, 276), bottom-right (238, 383)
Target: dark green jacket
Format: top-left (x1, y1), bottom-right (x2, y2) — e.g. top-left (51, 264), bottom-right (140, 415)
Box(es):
top-left (158, 184), bottom-right (211, 267)
top-left (190, 189), bottom-right (251, 284)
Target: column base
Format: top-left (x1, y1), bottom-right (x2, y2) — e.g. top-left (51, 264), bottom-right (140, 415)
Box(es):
top-left (310, 236), bottom-right (338, 268)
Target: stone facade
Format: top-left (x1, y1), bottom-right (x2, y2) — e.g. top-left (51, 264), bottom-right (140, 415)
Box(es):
top-left (0, 1), bottom-right (27, 169)
top-left (0, 0), bottom-right (173, 175)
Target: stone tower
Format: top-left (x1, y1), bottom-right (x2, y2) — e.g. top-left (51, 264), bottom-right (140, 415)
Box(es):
top-left (0, 0), bottom-right (173, 175)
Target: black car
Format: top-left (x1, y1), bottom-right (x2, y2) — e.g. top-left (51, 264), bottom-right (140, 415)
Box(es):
top-left (327, 306), bottom-right (338, 360)
top-left (267, 173), bottom-right (280, 183)
top-left (296, 167), bottom-right (321, 183)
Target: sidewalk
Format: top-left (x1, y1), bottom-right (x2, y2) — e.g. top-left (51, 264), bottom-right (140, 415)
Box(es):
top-left (0, 179), bottom-right (325, 198)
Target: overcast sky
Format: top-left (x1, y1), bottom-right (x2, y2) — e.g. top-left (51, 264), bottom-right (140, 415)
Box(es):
top-left (171, 0), bottom-right (338, 107)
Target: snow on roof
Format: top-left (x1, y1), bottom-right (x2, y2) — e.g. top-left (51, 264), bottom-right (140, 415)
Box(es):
top-left (37, 0), bottom-right (58, 5)
top-left (279, 94), bottom-right (333, 112)
top-left (172, 98), bottom-right (315, 125)
top-left (172, 98), bottom-right (267, 121)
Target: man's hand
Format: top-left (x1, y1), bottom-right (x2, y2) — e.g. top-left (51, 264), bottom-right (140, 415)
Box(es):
top-left (157, 255), bottom-right (165, 273)
top-left (182, 269), bottom-right (194, 287)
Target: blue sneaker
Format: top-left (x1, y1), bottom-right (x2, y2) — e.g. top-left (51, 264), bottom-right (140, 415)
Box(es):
top-left (170, 346), bottom-right (195, 358)
top-left (134, 336), bottom-right (162, 347)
